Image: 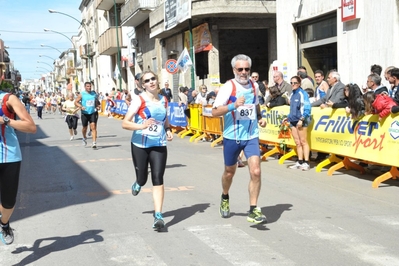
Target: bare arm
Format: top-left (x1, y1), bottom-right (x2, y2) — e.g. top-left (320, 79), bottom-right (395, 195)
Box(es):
top-left (212, 96), bottom-right (245, 117)
top-left (1, 94), bottom-right (36, 133)
top-left (122, 108), bottom-right (154, 131)
top-left (74, 94), bottom-right (84, 110)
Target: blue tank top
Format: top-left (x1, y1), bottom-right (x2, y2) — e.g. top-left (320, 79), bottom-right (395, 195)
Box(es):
top-left (222, 80), bottom-right (259, 141)
top-left (0, 92), bottom-right (22, 162)
top-left (316, 85), bottom-right (326, 100)
top-left (81, 90), bottom-right (97, 115)
top-left (131, 94), bottom-right (168, 148)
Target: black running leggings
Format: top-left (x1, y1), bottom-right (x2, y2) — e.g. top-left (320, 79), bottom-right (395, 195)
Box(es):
top-left (66, 115), bottom-right (78, 129)
top-left (131, 143), bottom-right (167, 186)
top-left (0, 161), bottom-right (21, 209)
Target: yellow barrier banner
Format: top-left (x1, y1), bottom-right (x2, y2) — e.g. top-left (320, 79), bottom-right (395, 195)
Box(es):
top-left (260, 106), bottom-right (399, 167)
top-left (259, 106), bottom-right (295, 146)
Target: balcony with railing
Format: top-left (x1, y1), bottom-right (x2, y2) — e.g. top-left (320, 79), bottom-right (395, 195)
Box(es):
top-left (121, 0), bottom-right (159, 27)
top-left (95, 0), bottom-right (124, 11)
top-left (150, 0), bottom-right (276, 38)
top-left (98, 27), bottom-right (125, 55)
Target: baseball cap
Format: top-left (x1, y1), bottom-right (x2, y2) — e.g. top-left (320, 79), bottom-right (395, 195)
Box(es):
top-left (135, 73), bottom-right (141, 81)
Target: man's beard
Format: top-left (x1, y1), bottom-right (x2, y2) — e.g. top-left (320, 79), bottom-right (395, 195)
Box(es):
top-left (234, 73), bottom-right (249, 85)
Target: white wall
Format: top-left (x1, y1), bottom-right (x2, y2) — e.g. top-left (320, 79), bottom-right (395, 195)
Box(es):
top-left (276, 0), bottom-right (399, 86)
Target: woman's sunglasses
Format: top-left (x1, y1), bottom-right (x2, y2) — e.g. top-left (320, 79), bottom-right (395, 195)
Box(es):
top-left (144, 77), bottom-right (156, 83)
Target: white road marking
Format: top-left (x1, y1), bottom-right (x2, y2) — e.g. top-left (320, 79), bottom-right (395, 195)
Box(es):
top-left (187, 224), bottom-right (295, 265)
top-left (367, 215), bottom-right (399, 227)
top-left (287, 220), bottom-right (399, 266)
top-left (97, 232), bottom-right (167, 265)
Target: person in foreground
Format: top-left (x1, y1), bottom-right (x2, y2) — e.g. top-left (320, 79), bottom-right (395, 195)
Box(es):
top-left (122, 71), bottom-right (173, 230)
top-left (212, 54), bottom-right (268, 224)
top-left (0, 89), bottom-right (37, 244)
top-left (75, 82), bottom-right (100, 149)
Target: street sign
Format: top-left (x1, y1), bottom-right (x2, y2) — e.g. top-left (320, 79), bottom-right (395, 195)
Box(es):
top-left (165, 59), bottom-right (178, 74)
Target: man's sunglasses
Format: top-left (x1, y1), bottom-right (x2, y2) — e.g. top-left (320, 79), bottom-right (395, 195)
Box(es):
top-left (144, 77), bottom-right (156, 83)
top-left (235, 67), bottom-right (250, 72)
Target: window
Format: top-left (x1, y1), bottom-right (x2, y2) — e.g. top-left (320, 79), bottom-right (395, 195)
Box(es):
top-left (297, 15), bottom-right (336, 44)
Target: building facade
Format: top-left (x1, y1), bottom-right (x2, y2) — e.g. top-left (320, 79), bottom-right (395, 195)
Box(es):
top-left (276, 0), bottom-right (399, 86)
top-left (121, 0), bottom-right (277, 99)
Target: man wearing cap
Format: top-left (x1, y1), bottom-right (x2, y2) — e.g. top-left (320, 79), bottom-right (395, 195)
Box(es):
top-left (160, 80), bottom-right (173, 102)
top-left (134, 73), bottom-right (143, 95)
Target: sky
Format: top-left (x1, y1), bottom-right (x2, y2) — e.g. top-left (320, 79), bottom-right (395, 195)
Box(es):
top-left (0, 0), bottom-right (82, 80)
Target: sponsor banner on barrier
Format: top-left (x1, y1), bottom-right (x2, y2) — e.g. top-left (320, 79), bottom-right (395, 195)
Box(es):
top-left (108, 100), bottom-right (129, 115)
top-left (168, 102), bottom-right (188, 127)
top-left (259, 106), bottom-right (296, 146)
top-left (202, 105), bottom-right (213, 117)
top-left (260, 106), bottom-right (399, 167)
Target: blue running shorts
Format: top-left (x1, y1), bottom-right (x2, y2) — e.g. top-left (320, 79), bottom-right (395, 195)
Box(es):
top-left (223, 138), bottom-right (260, 166)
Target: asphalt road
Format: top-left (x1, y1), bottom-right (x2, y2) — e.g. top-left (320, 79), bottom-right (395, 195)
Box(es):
top-left (1, 110), bottom-right (399, 266)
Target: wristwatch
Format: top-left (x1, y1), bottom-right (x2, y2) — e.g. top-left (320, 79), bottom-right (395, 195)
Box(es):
top-left (2, 115), bottom-right (10, 126)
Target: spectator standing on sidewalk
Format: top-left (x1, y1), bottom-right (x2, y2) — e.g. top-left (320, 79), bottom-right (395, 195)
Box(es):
top-left (122, 71), bottom-right (173, 230)
top-left (287, 76), bottom-right (312, 171)
top-left (314, 70), bottom-right (329, 101)
top-left (134, 73), bottom-right (143, 95)
top-left (160, 80), bottom-right (173, 102)
top-left (0, 89), bottom-right (37, 245)
top-left (266, 71), bottom-right (292, 105)
top-left (212, 54), bottom-right (268, 224)
top-left (251, 72), bottom-right (267, 105)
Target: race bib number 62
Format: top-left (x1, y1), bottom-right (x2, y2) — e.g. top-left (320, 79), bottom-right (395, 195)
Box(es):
top-left (142, 120), bottom-right (164, 136)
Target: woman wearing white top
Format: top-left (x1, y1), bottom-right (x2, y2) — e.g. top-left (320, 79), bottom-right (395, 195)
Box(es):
top-left (35, 94), bottom-right (45, 119)
top-left (62, 93), bottom-right (80, 140)
top-left (195, 84), bottom-right (208, 105)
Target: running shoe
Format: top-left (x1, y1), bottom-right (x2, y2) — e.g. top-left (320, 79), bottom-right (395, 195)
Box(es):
top-left (92, 142), bottom-right (97, 149)
top-left (289, 161), bottom-right (302, 169)
top-left (247, 207), bottom-right (267, 224)
top-left (301, 162), bottom-right (310, 171)
top-left (70, 136), bottom-right (74, 141)
top-left (88, 130), bottom-right (92, 137)
top-left (82, 138), bottom-right (87, 146)
top-left (237, 159), bottom-right (245, 168)
top-left (73, 129), bottom-right (77, 135)
top-left (153, 212), bottom-right (165, 229)
top-left (0, 224), bottom-right (14, 245)
top-left (219, 197), bottom-right (230, 218)
top-left (131, 182), bottom-right (141, 196)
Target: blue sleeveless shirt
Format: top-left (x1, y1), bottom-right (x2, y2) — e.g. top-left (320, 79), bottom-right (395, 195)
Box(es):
top-left (81, 90), bottom-right (97, 115)
top-left (0, 92), bottom-right (22, 162)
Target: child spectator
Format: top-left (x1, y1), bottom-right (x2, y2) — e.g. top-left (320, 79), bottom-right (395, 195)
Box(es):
top-left (305, 88), bottom-right (315, 104)
top-left (206, 91), bottom-right (216, 105)
top-left (364, 91), bottom-right (397, 121)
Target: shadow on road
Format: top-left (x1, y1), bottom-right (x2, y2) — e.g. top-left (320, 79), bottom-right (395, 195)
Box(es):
top-left (11, 229), bottom-right (104, 266)
top-left (14, 125), bottom-right (111, 223)
top-left (143, 203), bottom-right (210, 230)
top-left (230, 203), bottom-right (293, 230)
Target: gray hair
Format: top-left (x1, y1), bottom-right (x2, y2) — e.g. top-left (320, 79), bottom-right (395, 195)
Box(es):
top-left (231, 54), bottom-right (252, 68)
top-left (329, 71), bottom-right (341, 82)
top-left (368, 73), bottom-right (381, 85)
top-left (297, 71), bottom-right (307, 79)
